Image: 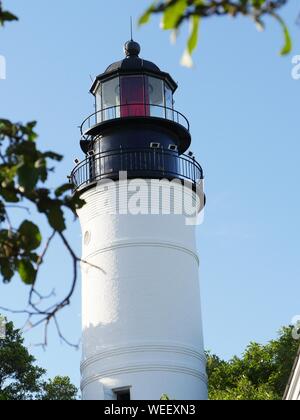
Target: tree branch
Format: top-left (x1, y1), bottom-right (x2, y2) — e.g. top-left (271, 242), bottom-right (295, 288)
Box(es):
top-left (0, 230), bottom-right (104, 348)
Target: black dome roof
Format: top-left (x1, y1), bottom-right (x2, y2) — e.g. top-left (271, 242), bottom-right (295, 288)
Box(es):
top-left (90, 41), bottom-right (177, 94)
top-left (104, 40), bottom-right (160, 73)
top-left (105, 56), bottom-right (161, 74)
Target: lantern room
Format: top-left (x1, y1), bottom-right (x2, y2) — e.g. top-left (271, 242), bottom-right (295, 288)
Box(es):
top-left (80, 41), bottom-right (191, 154)
top-left (93, 72), bottom-right (175, 121)
top-left (90, 41), bottom-right (176, 123)
top-left (73, 40), bottom-right (205, 198)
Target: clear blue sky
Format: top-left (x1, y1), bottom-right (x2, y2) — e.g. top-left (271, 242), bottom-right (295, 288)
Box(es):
top-left (0, 0), bottom-right (300, 389)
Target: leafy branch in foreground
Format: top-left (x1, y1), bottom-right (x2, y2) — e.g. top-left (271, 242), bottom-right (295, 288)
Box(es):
top-left (0, 2), bottom-right (97, 347)
top-left (139, 0), bottom-right (292, 66)
top-left (0, 119), bottom-right (87, 347)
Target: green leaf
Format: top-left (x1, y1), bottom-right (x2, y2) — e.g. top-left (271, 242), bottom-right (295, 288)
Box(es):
top-left (29, 253), bottom-right (40, 263)
top-left (162, 0), bottom-right (187, 30)
top-left (17, 259), bottom-right (36, 285)
top-left (9, 139), bottom-right (36, 156)
top-left (47, 206), bottom-right (66, 232)
top-left (0, 11), bottom-right (18, 26)
top-left (55, 183), bottom-right (73, 198)
top-left (251, 0), bottom-right (265, 7)
top-left (35, 159), bottom-right (48, 182)
top-left (0, 258), bottom-right (14, 282)
top-left (17, 164), bottom-right (39, 190)
top-left (271, 13), bottom-right (292, 56)
top-left (63, 194), bottom-right (85, 213)
top-left (187, 15), bottom-right (200, 55)
top-left (0, 183), bottom-right (19, 203)
top-left (22, 121), bottom-right (37, 142)
top-left (43, 151), bottom-right (63, 161)
top-left (18, 221), bottom-right (42, 251)
top-left (139, 0), bottom-right (158, 25)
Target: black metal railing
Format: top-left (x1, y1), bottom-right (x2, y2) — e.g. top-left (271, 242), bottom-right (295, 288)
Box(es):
top-left (80, 103), bottom-right (190, 135)
top-left (71, 148), bottom-right (203, 192)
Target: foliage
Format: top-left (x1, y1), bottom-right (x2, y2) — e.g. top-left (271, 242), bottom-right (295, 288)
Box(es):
top-left (0, 119), bottom-right (84, 286)
top-left (0, 1), bottom-right (17, 27)
top-left (0, 319), bottom-right (45, 400)
top-left (140, 0), bottom-right (293, 66)
top-left (41, 376), bottom-right (78, 400)
top-left (0, 317), bottom-right (78, 400)
top-left (207, 326), bottom-right (299, 400)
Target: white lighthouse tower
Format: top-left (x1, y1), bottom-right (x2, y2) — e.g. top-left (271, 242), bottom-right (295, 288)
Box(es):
top-left (71, 41), bottom-right (207, 400)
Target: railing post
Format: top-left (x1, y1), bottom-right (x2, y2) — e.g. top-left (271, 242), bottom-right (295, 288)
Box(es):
top-left (86, 157), bottom-right (88, 186)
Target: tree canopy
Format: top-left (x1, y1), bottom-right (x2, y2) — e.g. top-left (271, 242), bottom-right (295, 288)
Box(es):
top-left (0, 317), bottom-right (78, 400)
top-left (41, 376), bottom-right (78, 401)
top-left (207, 326), bottom-right (299, 400)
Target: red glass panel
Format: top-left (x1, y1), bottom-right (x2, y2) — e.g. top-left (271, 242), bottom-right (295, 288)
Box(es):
top-left (120, 76), bottom-right (149, 117)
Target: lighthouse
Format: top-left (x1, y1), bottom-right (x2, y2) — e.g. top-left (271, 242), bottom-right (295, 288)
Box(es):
top-left (71, 41), bottom-right (207, 400)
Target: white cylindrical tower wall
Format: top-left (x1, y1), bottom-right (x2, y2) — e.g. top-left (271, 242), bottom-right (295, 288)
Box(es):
top-left (79, 180), bottom-right (207, 400)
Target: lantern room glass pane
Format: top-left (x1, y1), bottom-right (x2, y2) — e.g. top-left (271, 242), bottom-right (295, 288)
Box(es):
top-left (120, 76), bottom-right (148, 117)
top-left (165, 83), bottom-right (174, 121)
top-left (148, 76), bottom-right (164, 118)
top-left (95, 84), bottom-right (102, 123)
top-left (102, 77), bottom-right (120, 121)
